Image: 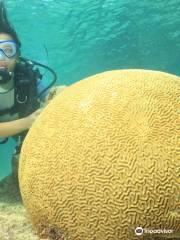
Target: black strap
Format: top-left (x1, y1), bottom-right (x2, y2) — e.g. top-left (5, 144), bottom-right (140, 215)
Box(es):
top-left (0, 105), bottom-right (18, 115)
top-left (14, 132), bottom-right (27, 154)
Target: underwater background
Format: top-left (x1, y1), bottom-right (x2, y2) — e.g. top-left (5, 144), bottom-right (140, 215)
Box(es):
top-left (0, 0), bottom-right (180, 180)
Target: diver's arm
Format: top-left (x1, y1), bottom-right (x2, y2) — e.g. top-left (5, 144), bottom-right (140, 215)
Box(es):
top-left (0, 108), bottom-right (42, 138)
top-left (0, 118), bottom-right (28, 138)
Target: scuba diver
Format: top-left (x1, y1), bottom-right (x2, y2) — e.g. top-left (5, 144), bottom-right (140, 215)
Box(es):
top-left (0, 1), bottom-right (60, 182)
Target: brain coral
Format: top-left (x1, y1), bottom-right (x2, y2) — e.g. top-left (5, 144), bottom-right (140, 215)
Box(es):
top-left (19, 70), bottom-right (180, 240)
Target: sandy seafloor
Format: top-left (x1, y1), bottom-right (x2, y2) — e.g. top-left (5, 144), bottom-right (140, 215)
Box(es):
top-left (0, 175), bottom-right (179, 240)
top-left (0, 175), bottom-right (38, 240)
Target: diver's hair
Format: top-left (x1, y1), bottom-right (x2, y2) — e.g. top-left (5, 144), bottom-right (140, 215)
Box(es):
top-left (0, 1), bottom-right (21, 49)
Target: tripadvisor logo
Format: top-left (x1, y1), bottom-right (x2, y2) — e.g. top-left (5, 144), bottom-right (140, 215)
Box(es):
top-left (135, 227), bottom-right (174, 236)
top-left (135, 227), bottom-right (143, 236)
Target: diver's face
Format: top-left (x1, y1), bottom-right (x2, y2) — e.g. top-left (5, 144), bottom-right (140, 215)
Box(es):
top-left (0, 33), bottom-right (19, 72)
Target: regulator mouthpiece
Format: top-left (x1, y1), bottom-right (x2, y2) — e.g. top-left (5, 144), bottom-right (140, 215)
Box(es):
top-left (0, 68), bottom-right (12, 84)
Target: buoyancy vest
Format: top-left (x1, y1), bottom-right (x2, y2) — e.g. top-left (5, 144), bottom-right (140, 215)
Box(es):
top-left (0, 60), bottom-right (42, 144)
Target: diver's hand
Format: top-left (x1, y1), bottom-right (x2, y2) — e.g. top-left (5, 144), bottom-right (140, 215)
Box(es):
top-left (0, 109), bottom-right (43, 138)
top-left (25, 108), bottom-right (43, 129)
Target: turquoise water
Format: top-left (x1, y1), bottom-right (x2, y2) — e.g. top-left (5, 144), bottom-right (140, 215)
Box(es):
top-left (0, 0), bottom-right (180, 179)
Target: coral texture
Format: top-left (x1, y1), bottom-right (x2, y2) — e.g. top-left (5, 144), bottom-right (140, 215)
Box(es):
top-left (19, 70), bottom-right (180, 240)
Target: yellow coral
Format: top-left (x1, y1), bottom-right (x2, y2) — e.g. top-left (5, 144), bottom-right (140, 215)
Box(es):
top-left (19, 70), bottom-right (180, 240)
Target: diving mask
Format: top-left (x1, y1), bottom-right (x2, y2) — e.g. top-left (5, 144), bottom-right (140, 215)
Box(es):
top-left (0, 40), bottom-right (17, 59)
